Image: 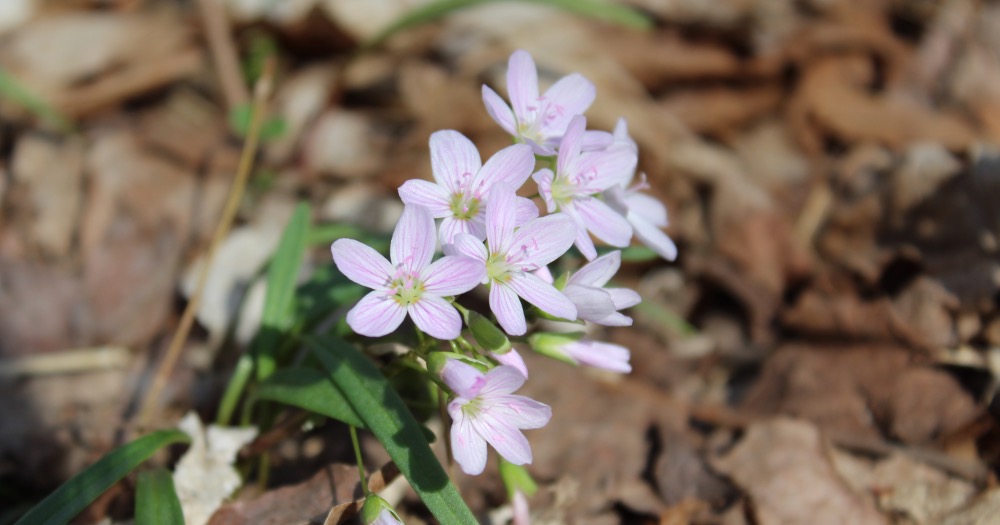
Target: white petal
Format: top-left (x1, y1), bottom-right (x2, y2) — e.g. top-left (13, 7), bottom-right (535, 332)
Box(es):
top-left (472, 412), bottom-right (532, 466)
top-left (562, 284), bottom-right (615, 323)
top-left (556, 115), bottom-right (586, 177)
top-left (607, 287), bottom-right (641, 309)
top-left (449, 408), bottom-right (489, 475)
top-left (568, 250), bottom-right (620, 287)
top-left (480, 365), bottom-right (527, 397)
top-left (482, 85), bottom-right (518, 136)
top-left (484, 394), bottom-right (552, 429)
top-left (491, 283), bottom-right (526, 336)
top-left (421, 255), bottom-right (485, 296)
top-left (445, 232), bottom-right (488, 262)
top-left (532, 169), bottom-right (557, 213)
top-left (408, 295), bottom-right (463, 340)
top-left (476, 143), bottom-right (535, 195)
top-left (507, 50), bottom-right (539, 124)
top-left (397, 179), bottom-right (451, 217)
top-left (539, 73), bottom-right (595, 138)
top-left (626, 192), bottom-right (668, 227)
top-left (574, 144), bottom-right (637, 193)
top-left (630, 212), bottom-right (678, 261)
top-left (575, 197), bottom-right (633, 247)
top-left (429, 130), bottom-right (482, 194)
top-left (390, 205), bottom-right (436, 271)
top-left (565, 341), bottom-right (631, 373)
top-left (486, 183), bottom-right (517, 254)
top-left (346, 291), bottom-right (407, 337)
top-left (331, 239), bottom-right (392, 289)
top-left (508, 273), bottom-right (577, 321)
top-left (507, 213), bottom-right (576, 269)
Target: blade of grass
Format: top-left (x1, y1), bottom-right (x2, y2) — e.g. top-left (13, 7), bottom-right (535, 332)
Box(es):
top-left (363, 0), bottom-right (652, 50)
top-left (251, 367), bottom-right (367, 429)
top-left (14, 430), bottom-right (190, 525)
top-left (308, 336), bottom-right (477, 525)
top-left (255, 203), bottom-right (311, 381)
top-left (135, 468), bottom-right (184, 525)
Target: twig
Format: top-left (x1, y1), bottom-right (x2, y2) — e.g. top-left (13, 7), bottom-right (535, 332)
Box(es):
top-left (0, 347), bottom-right (130, 378)
top-left (197, 0), bottom-right (250, 112)
top-left (136, 59), bottom-right (275, 427)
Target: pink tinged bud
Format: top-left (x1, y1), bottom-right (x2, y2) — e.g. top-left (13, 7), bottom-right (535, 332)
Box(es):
top-left (513, 490), bottom-right (530, 525)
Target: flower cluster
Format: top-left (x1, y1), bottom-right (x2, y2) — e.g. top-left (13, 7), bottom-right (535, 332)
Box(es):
top-left (331, 49), bottom-right (676, 484)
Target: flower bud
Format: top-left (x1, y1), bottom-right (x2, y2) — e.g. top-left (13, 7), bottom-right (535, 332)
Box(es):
top-left (360, 494), bottom-right (403, 525)
top-left (469, 311), bottom-right (511, 354)
top-left (527, 332), bottom-right (584, 365)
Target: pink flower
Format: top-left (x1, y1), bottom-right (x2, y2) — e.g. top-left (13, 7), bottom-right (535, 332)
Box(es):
top-left (482, 49), bottom-right (605, 156)
top-left (533, 115), bottom-right (636, 260)
top-left (603, 119), bottom-right (678, 261)
top-left (513, 490), bottom-right (530, 525)
top-left (563, 251), bottom-right (640, 326)
top-left (442, 360), bottom-right (551, 475)
top-left (447, 184), bottom-right (577, 336)
top-left (398, 130), bottom-right (539, 244)
top-left (331, 205), bottom-right (484, 340)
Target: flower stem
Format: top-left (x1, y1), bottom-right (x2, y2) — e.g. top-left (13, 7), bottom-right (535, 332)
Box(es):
top-left (350, 425), bottom-right (370, 496)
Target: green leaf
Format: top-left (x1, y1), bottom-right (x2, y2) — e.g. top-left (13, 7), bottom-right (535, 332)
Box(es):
top-left (363, 0), bottom-right (652, 50)
top-left (251, 367), bottom-right (367, 429)
top-left (619, 245), bottom-right (660, 262)
top-left (15, 430), bottom-right (190, 525)
top-left (135, 468), bottom-right (184, 525)
top-left (256, 202), bottom-right (311, 381)
top-left (308, 336), bottom-right (477, 524)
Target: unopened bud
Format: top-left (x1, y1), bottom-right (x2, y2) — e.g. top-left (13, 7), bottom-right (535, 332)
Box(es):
top-left (469, 311), bottom-right (511, 354)
top-left (361, 494), bottom-right (403, 525)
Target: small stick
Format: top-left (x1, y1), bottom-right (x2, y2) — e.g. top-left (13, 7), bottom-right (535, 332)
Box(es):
top-left (197, 0), bottom-right (250, 112)
top-left (135, 59), bottom-right (274, 427)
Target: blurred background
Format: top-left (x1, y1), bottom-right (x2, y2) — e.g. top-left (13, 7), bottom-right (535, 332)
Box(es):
top-left (1, 0), bottom-right (1000, 523)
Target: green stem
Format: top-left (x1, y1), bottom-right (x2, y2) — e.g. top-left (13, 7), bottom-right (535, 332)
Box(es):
top-left (350, 426), bottom-right (370, 496)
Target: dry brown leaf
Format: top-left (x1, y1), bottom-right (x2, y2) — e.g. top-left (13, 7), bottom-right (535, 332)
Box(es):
top-left (10, 135), bottom-right (84, 257)
top-left (711, 417), bottom-right (887, 525)
top-left (933, 488), bottom-right (1000, 525)
top-left (660, 85), bottom-right (782, 138)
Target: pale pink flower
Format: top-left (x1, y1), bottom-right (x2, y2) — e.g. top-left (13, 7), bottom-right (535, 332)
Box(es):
top-left (442, 359), bottom-right (551, 475)
top-left (512, 490), bottom-right (530, 525)
top-left (563, 251), bottom-right (640, 326)
top-left (603, 119), bottom-right (678, 261)
top-left (533, 115), bottom-right (636, 260)
top-left (482, 50), bottom-right (607, 156)
top-left (370, 509), bottom-right (403, 525)
top-left (447, 184), bottom-right (577, 336)
top-left (492, 348), bottom-right (529, 378)
top-left (399, 130), bottom-right (538, 244)
top-left (331, 205), bottom-right (484, 340)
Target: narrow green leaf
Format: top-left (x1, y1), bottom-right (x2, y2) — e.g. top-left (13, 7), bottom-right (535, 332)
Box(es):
top-left (363, 0), bottom-right (652, 50)
top-left (15, 430), bottom-right (190, 525)
top-left (308, 336), bottom-right (477, 525)
top-left (251, 367), bottom-right (367, 429)
top-left (255, 203), bottom-right (311, 381)
top-left (135, 468), bottom-right (184, 525)
top-left (0, 68), bottom-right (74, 132)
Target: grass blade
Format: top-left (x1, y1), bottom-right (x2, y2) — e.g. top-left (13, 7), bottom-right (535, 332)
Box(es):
top-left (308, 336), bottom-right (477, 525)
top-left (15, 430), bottom-right (190, 525)
top-left (252, 367), bottom-right (367, 429)
top-left (135, 468), bottom-right (184, 525)
top-left (364, 0), bottom-right (652, 49)
top-left (255, 203), bottom-right (311, 381)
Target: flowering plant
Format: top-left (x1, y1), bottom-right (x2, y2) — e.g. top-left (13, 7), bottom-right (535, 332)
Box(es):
top-left (328, 49), bottom-right (677, 522)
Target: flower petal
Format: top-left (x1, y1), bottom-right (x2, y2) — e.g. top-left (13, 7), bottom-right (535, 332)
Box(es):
top-left (390, 205), bottom-right (437, 270)
top-left (627, 192), bottom-right (669, 227)
top-left (473, 412), bottom-right (532, 466)
top-left (556, 115), bottom-right (586, 177)
top-left (409, 295), bottom-right (463, 340)
top-left (397, 179), bottom-right (452, 217)
top-left (442, 359), bottom-right (486, 399)
top-left (480, 364), bottom-right (526, 397)
top-left (421, 255), bottom-right (485, 296)
top-left (331, 238), bottom-right (392, 289)
top-left (491, 283), bottom-right (526, 336)
top-left (508, 272), bottom-right (577, 321)
top-left (564, 341), bottom-right (631, 373)
top-left (507, 50), bottom-right (539, 123)
top-left (430, 130), bottom-right (482, 194)
top-left (484, 394), bottom-right (552, 429)
top-left (476, 143), bottom-right (535, 194)
top-left (607, 287), bottom-right (641, 309)
top-left (562, 204), bottom-right (597, 260)
top-left (439, 216), bottom-right (470, 245)
top-left (568, 250), bottom-right (621, 287)
top-left (575, 197), bottom-right (633, 247)
top-left (593, 311), bottom-right (633, 327)
top-left (532, 169), bottom-right (556, 213)
top-left (482, 85), bottom-right (518, 136)
top-left (445, 232), bottom-right (488, 263)
top-left (539, 73), bottom-right (595, 137)
top-left (346, 291), bottom-right (407, 337)
top-left (449, 407), bottom-right (489, 475)
top-left (630, 212), bottom-right (678, 261)
top-left (492, 349), bottom-right (529, 379)
top-left (562, 284), bottom-right (615, 323)
top-left (507, 212), bottom-right (576, 269)
top-left (580, 130), bottom-right (614, 151)
top-left (515, 197), bottom-right (539, 225)
top-left (574, 144), bottom-right (637, 193)
top-left (486, 183), bottom-right (518, 254)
